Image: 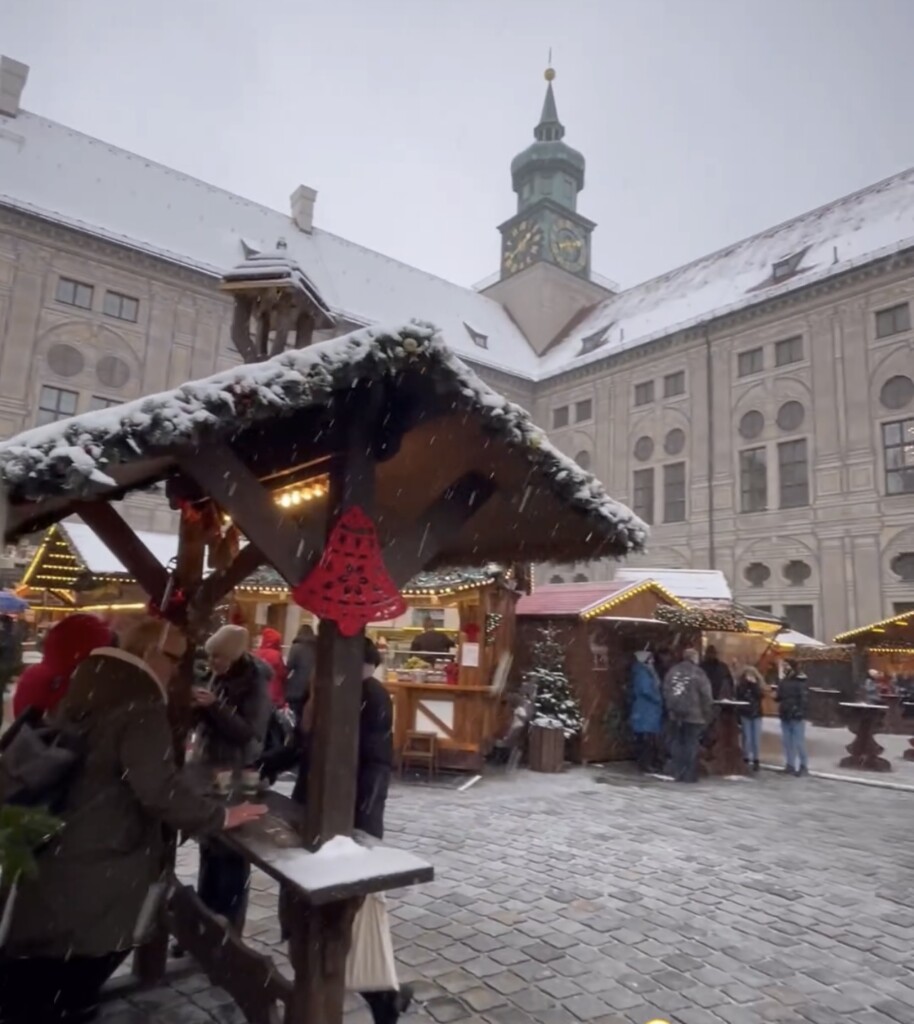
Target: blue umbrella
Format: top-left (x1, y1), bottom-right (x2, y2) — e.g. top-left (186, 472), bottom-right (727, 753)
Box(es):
top-left (0, 590), bottom-right (28, 614)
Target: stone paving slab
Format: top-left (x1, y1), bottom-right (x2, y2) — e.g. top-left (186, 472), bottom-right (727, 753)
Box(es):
top-left (101, 766), bottom-right (914, 1024)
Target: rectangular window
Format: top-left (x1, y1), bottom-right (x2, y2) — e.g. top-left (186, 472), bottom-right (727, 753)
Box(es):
top-left (552, 405), bottom-right (569, 429)
top-left (411, 607), bottom-right (445, 629)
top-left (663, 371), bottom-right (685, 398)
top-left (36, 385), bottom-right (78, 426)
top-left (103, 290), bottom-right (139, 323)
top-left (775, 336), bottom-right (803, 367)
top-left (634, 381), bottom-right (654, 406)
top-left (784, 604), bottom-right (815, 638)
top-left (663, 462), bottom-right (686, 523)
top-left (778, 439), bottom-right (810, 508)
top-left (88, 395), bottom-right (120, 411)
top-left (883, 417), bottom-right (914, 495)
top-left (875, 302), bottom-right (911, 339)
top-left (632, 468), bottom-right (654, 525)
top-left (55, 277), bottom-right (93, 310)
top-left (740, 447), bottom-right (768, 513)
top-left (893, 602), bottom-right (914, 615)
top-left (574, 398), bottom-right (593, 423)
top-left (738, 347), bottom-right (764, 377)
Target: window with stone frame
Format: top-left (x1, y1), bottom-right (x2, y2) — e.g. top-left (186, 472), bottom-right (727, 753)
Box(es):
top-left (891, 553), bottom-right (914, 582)
top-left (880, 375), bottom-right (914, 411)
top-left (549, 574), bottom-right (565, 584)
top-left (875, 302), bottom-right (911, 339)
top-left (663, 462), bottom-right (686, 523)
top-left (572, 573), bottom-right (589, 583)
top-left (744, 562), bottom-right (771, 587)
top-left (893, 602), bottom-right (914, 614)
top-left (632, 468), bottom-right (655, 525)
top-left (36, 385), bottom-right (78, 426)
top-left (55, 277), bottom-right (94, 310)
top-left (738, 347), bottom-right (764, 378)
top-left (103, 290), bottom-right (139, 323)
top-left (574, 450), bottom-right (591, 471)
top-left (882, 418), bottom-right (914, 495)
top-left (634, 380), bottom-right (654, 406)
top-left (778, 439), bottom-right (809, 508)
top-left (784, 604), bottom-right (815, 638)
top-left (775, 335), bottom-right (803, 367)
top-left (663, 371), bottom-right (686, 398)
top-left (88, 395), bottom-right (121, 411)
top-left (783, 560), bottom-right (812, 586)
top-left (552, 405), bottom-right (569, 429)
top-left (740, 447), bottom-right (768, 512)
top-left (574, 398), bottom-right (593, 423)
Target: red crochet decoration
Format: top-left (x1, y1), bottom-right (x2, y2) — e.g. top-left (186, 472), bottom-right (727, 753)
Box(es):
top-left (148, 587), bottom-right (187, 621)
top-left (463, 623), bottom-right (481, 643)
top-left (292, 506), bottom-right (406, 636)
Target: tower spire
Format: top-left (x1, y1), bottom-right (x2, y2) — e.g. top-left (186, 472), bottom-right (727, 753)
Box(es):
top-left (535, 62), bottom-right (564, 142)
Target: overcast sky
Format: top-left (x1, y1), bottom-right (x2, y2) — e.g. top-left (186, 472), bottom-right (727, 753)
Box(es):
top-left (2, 0), bottom-right (912, 290)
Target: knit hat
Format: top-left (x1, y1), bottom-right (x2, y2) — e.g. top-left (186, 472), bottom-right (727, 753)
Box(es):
top-left (204, 624), bottom-right (250, 662)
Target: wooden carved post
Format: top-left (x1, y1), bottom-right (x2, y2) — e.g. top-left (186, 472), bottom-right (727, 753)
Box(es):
top-left (285, 408), bottom-right (375, 1024)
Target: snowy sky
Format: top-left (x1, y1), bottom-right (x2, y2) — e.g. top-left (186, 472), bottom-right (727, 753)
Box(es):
top-left (2, 0), bottom-right (912, 291)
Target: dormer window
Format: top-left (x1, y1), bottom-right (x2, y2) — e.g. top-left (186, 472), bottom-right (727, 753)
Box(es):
top-left (579, 326), bottom-right (610, 356)
top-left (463, 323), bottom-right (489, 349)
top-left (771, 250), bottom-right (806, 283)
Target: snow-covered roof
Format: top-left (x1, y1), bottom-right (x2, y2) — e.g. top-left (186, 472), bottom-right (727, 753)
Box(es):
top-left (0, 322), bottom-right (647, 563)
top-left (541, 167), bottom-right (914, 374)
top-left (61, 520), bottom-right (178, 575)
top-left (614, 567), bottom-right (732, 603)
top-left (0, 110), bottom-right (539, 379)
top-left (777, 628), bottom-right (824, 648)
top-left (516, 578), bottom-right (681, 618)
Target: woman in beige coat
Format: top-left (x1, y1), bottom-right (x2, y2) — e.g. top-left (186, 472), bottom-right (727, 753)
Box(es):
top-left (0, 617), bottom-right (265, 1024)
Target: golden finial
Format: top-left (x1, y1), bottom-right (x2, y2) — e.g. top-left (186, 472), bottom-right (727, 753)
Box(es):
top-left (545, 47), bottom-right (555, 81)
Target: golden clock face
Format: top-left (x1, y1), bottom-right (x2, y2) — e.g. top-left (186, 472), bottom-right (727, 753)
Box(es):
top-left (502, 220), bottom-right (544, 275)
top-left (550, 219), bottom-right (587, 273)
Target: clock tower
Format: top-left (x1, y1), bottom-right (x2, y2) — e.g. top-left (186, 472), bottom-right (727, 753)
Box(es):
top-left (499, 67), bottom-right (596, 281)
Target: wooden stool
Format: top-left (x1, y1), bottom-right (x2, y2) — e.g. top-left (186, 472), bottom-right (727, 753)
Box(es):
top-left (400, 731), bottom-right (437, 779)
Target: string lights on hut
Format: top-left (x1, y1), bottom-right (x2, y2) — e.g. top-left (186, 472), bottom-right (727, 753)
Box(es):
top-left (273, 476), bottom-right (329, 510)
top-left (580, 581), bottom-right (685, 620)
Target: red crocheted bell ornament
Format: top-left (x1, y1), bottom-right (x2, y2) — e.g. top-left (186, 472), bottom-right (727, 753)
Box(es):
top-left (292, 505), bottom-right (406, 636)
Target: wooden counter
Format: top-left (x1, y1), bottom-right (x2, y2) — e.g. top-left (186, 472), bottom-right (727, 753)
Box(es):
top-left (384, 679), bottom-right (504, 771)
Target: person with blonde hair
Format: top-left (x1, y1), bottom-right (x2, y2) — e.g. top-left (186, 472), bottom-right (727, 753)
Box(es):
top-left (735, 666), bottom-right (765, 771)
top-left (0, 616), bottom-right (266, 1024)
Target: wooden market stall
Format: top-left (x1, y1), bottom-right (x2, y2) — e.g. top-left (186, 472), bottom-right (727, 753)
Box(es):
top-left (0, 302), bottom-right (646, 1024)
top-left (373, 565), bottom-right (520, 771)
top-left (514, 579), bottom-right (685, 763)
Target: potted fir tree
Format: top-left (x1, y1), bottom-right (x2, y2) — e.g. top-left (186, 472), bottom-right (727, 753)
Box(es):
top-left (523, 625), bottom-right (583, 772)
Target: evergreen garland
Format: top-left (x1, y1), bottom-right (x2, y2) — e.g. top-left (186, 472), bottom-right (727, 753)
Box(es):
top-left (524, 625), bottom-right (583, 738)
top-left (655, 605), bottom-right (748, 633)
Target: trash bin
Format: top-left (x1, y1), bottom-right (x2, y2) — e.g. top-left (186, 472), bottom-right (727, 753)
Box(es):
top-left (528, 723), bottom-right (565, 773)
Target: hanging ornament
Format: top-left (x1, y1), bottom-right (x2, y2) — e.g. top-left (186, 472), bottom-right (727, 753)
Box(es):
top-left (463, 623), bottom-right (481, 644)
top-left (292, 505), bottom-right (405, 636)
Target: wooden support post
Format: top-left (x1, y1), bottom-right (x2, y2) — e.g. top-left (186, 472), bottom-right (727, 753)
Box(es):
top-left (304, 428), bottom-right (375, 849)
top-left (74, 502), bottom-right (169, 605)
top-left (187, 541), bottom-right (266, 626)
top-left (178, 445), bottom-right (325, 585)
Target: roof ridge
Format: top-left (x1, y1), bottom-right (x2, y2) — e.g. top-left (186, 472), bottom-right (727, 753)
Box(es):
top-left (615, 163), bottom-right (914, 297)
top-left (15, 109), bottom-right (516, 313)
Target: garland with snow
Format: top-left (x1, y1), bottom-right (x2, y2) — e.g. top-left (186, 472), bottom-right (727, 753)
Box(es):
top-left (0, 322), bottom-right (647, 553)
top-left (792, 644), bottom-right (854, 663)
top-left (655, 605), bottom-right (749, 633)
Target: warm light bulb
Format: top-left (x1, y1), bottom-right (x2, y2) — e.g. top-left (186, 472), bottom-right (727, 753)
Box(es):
top-left (279, 493), bottom-right (292, 508)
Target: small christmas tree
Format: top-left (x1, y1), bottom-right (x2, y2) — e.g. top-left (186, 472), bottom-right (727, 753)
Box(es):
top-left (524, 625), bottom-right (583, 738)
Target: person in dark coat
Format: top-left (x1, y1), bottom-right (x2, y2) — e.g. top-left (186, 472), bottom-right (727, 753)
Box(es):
top-left (191, 625), bottom-right (272, 931)
top-left (701, 645), bottom-right (734, 701)
top-left (735, 666), bottom-right (764, 771)
top-left (0, 617), bottom-right (266, 1024)
top-left (628, 652), bottom-right (663, 772)
top-left (777, 661), bottom-right (809, 776)
top-left (285, 623), bottom-right (316, 722)
top-left (292, 636), bottom-right (411, 1024)
top-left (409, 616), bottom-right (454, 659)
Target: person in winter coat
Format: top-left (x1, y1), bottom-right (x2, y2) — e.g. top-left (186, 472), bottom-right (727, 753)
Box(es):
top-left (735, 666), bottom-right (765, 771)
top-left (701, 645), bottom-right (734, 701)
top-left (191, 625), bottom-right (272, 931)
top-left (0, 617), bottom-right (266, 1024)
top-left (628, 652), bottom-right (663, 772)
top-left (285, 623), bottom-right (316, 721)
top-left (777, 661), bottom-right (809, 776)
top-left (662, 649), bottom-right (713, 783)
top-left (11, 614), bottom-right (115, 720)
top-left (255, 626), bottom-right (288, 707)
top-left (292, 636), bottom-right (411, 1024)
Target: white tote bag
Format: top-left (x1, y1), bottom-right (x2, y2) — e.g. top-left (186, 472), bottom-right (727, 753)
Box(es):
top-left (345, 892), bottom-right (399, 992)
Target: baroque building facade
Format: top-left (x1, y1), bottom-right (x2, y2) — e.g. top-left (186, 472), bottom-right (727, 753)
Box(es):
top-left (0, 55), bottom-right (912, 636)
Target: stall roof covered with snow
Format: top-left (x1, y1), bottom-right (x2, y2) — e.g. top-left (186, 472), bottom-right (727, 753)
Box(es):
top-left (0, 323), bottom-right (647, 566)
top-left (516, 579), bottom-right (683, 621)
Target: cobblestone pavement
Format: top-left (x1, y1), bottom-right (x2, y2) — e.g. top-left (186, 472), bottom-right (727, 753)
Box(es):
top-left (100, 767), bottom-right (914, 1024)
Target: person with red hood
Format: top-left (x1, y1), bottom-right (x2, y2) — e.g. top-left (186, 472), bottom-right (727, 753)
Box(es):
top-left (255, 627), bottom-right (288, 707)
top-left (12, 613), bottom-right (115, 719)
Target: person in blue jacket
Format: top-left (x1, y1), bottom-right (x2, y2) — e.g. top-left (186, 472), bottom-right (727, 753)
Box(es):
top-left (628, 650), bottom-right (663, 772)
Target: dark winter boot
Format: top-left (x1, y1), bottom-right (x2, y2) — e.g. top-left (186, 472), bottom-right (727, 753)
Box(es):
top-left (752, 761), bottom-right (760, 772)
